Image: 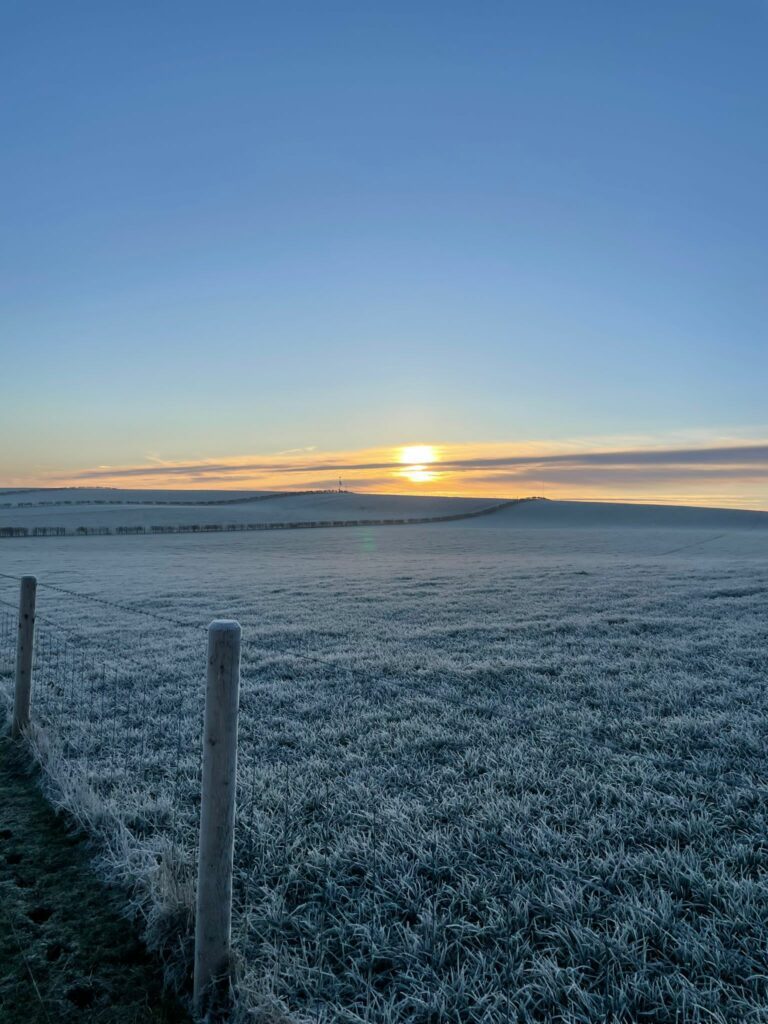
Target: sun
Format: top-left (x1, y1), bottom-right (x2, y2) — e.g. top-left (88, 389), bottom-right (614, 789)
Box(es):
top-left (398, 445), bottom-right (438, 484)
top-left (400, 445), bottom-right (437, 466)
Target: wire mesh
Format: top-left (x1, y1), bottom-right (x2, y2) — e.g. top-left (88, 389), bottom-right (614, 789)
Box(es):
top-left (3, 563), bottom-right (766, 1023)
top-left (0, 575), bottom-right (535, 1021)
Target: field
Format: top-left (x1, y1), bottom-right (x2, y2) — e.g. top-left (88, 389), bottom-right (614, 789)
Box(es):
top-left (0, 489), bottom-right (500, 534)
top-left (1, 493), bottom-right (768, 1022)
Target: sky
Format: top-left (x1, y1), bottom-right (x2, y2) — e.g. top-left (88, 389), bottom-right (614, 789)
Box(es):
top-left (2, 1), bottom-right (766, 507)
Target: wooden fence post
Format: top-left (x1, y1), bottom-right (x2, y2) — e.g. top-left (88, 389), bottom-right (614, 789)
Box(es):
top-left (12, 575), bottom-right (37, 739)
top-left (194, 619), bottom-right (241, 1014)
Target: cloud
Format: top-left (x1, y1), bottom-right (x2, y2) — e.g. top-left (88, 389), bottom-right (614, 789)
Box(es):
top-left (67, 442), bottom-right (768, 481)
top-left (11, 435), bottom-right (768, 509)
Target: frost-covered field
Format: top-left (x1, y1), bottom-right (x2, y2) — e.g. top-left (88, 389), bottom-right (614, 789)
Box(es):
top-left (1, 500), bottom-right (767, 1023)
top-left (0, 489), bottom-right (497, 532)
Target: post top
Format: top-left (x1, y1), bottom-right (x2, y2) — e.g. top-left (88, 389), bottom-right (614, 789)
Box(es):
top-left (208, 619), bottom-right (241, 635)
top-left (21, 575), bottom-right (37, 585)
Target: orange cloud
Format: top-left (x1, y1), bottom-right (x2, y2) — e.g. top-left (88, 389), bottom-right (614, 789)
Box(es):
top-left (5, 436), bottom-right (767, 510)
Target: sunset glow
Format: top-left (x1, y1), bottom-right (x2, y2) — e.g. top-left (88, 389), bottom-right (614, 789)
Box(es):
top-left (403, 466), bottom-right (436, 484)
top-left (398, 445), bottom-right (438, 484)
top-left (3, 434), bottom-right (766, 509)
top-left (3, 4), bottom-right (766, 514)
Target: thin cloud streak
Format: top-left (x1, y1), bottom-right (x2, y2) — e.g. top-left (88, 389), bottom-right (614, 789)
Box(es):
top-left (63, 442), bottom-right (768, 480)
top-left (13, 437), bottom-right (763, 509)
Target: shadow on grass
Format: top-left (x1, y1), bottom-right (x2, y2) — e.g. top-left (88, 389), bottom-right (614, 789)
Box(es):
top-left (0, 735), bottom-right (190, 1024)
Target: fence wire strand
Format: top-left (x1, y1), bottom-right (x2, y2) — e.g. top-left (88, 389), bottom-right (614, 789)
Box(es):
top-left (0, 571), bottom-right (650, 1023)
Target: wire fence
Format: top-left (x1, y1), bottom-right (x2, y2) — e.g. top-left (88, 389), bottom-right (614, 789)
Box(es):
top-left (1, 574), bottom-right (543, 1022)
top-left (0, 567), bottom-right (669, 1023)
top-left (0, 498), bottom-right (539, 541)
top-left (0, 606), bottom-right (15, 675)
top-left (5, 565), bottom-right (758, 1024)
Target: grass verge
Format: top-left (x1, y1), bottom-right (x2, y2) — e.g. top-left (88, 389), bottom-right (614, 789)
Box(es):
top-left (0, 734), bottom-right (190, 1024)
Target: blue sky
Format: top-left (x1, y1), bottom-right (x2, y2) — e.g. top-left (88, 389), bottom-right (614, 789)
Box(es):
top-left (2, 1), bottom-right (766, 503)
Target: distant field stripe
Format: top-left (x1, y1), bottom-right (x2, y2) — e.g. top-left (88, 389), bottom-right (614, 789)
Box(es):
top-left (0, 497), bottom-right (540, 540)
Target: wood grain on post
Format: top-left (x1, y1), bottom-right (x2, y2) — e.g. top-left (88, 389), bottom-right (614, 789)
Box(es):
top-left (12, 575), bottom-right (37, 739)
top-left (194, 619), bottom-right (241, 1014)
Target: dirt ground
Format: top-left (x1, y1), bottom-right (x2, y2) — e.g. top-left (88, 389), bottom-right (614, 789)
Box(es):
top-left (0, 735), bottom-right (189, 1023)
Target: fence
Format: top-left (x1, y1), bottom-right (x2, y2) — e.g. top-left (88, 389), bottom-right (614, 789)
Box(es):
top-left (1, 578), bottom-right (229, 1014)
top-left (0, 497), bottom-right (540, 540)
top-left (0, 489), bottom-right (341, 510)
top-left (0, 564), bottom-right (608, 1023)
